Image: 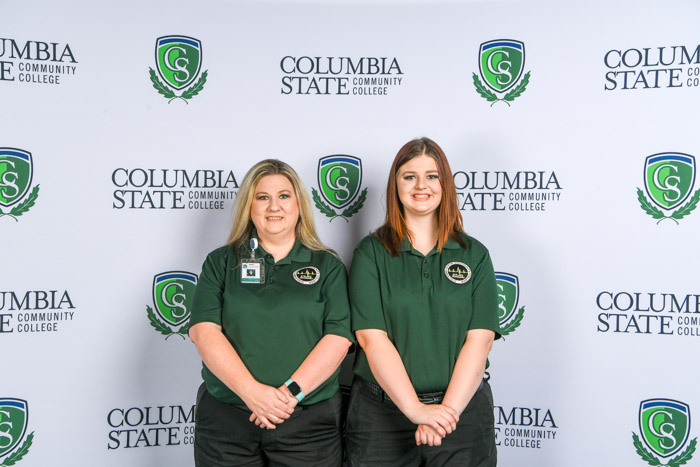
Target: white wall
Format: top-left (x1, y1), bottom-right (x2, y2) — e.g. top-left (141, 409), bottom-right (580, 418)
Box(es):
top-left (2, 1), bottom-right (699, 465)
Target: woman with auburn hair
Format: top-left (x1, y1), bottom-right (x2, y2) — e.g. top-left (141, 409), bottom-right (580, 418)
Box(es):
top-left (189, 159), bottom-right (353, 466)
top-left (346, 138), bottom-right (500, 466)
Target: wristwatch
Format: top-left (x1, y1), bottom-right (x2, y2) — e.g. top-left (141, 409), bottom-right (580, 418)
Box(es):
top-left (285, 379), bottom-right (305, 402)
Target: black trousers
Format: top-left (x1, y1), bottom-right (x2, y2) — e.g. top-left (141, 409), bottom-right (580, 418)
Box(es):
top-left (345, 378), bottom-right (497, 467)
top-left (194, 383), bottom-right (343, 467)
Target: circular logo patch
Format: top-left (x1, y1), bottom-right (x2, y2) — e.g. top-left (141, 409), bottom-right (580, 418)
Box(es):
top-left (293, 267), bottom-right (320, 285)
top-left (444, 262), bottom-right (472, 284)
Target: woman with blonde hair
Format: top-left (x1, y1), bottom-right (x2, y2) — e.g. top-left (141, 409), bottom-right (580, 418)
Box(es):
top-left (189, 159), bottom-right (353, 466)
top-left (346, 138), bottom-right (500, 466)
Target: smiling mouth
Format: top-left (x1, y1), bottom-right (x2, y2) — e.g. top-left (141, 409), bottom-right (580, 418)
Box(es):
top-left (266, 216), bottom-right (284, 220)
top-left (412, 194), bottom-right (431, 199)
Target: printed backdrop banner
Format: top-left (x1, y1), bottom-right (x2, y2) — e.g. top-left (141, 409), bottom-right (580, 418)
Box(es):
top-left (2, 0), bottom-right (699, 465)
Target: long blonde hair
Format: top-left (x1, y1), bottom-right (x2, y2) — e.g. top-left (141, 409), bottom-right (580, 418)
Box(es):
top-left (227, 159), bottom-right (327, 252)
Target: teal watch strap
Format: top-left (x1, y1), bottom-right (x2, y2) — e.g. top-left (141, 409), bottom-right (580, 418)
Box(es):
top-left (285, 379), bottom-right (304, 402)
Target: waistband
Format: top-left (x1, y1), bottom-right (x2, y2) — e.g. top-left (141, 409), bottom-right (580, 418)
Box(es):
top-left (198, 381), bottom-right (340, 413)
top-left (355, 376), bottom-right (486, 405)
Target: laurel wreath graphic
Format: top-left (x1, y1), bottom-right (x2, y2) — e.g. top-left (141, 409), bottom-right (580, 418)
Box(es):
top-left (1, 432), bottom-right (33, 466)
top-left (499, 306), bottom-right (525, 338)
top-left (148, 68), bottom-right (208, 104)
top-left (146, 305), bottom-right (190, 340)
top-left (637, 188), bottom-right (700, 225)
top-left (312, 188), bottom-right (367, 223)
top-left (632, 432), bottom-right (697, 467)
top-left (473, 71), bottom-right (531, 107)
top-left (0, 185), bottom-right (40, 222)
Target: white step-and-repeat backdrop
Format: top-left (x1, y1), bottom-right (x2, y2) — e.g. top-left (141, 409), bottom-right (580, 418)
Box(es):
top-left (2, 0), bottom-right (699, 465)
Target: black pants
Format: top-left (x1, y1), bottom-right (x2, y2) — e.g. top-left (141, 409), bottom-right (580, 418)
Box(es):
top-left (345, 378), bottom-right (497, 467)
top-left (194, 383), bottom-right (343, 467)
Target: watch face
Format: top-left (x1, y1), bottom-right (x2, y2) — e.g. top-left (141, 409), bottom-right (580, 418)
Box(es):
top-left (287, 381), bottom-right (302, 396)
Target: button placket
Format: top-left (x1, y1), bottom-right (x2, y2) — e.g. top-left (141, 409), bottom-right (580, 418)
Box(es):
top-left (421, 257), bottom-right (431, 290)
top-left (266, 256), bottom-right (275, 285)
top-left (269, 264), bottom-right (276, 284)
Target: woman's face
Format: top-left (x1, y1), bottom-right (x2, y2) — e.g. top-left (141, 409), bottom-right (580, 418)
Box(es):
top-left (396, 155), bottom-right (442, 220)
top-left (250, 174), bottom-right (300, 241)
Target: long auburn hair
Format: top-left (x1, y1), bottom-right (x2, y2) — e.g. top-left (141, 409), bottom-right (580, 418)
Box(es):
top-left (227, 159), bottom-right (327, 252)
top-left (375, 137), bottom-right (466, 256)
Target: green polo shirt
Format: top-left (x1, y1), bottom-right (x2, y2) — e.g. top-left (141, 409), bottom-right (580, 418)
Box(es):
top-left (349, 233), bottom-right (500, 394)
top-left (190, 239), bottom-right (353, 406)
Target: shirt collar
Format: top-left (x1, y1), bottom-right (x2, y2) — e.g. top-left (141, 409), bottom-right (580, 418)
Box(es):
top-left (442, 236), bottom-right (461, 250)
top-left (287, 238), bottom-right (311, 263)
top-left (252, 229), bottom-right (310, 265)
top-left (398, 234), bottom-right (462, 255)
top-left (398, 237), bottom-right (412, 252)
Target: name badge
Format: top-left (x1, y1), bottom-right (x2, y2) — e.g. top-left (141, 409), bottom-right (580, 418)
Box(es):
top-left (241, 238), bottom-right (265, 284)
top-left (241, 259), bottom-right (265, 284)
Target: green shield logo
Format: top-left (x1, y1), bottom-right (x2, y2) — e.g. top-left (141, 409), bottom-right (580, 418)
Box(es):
top-left (495, 273), bottom-right (519, 325)
top-left (155, 36), bottom-right (202, 90)
top-left (644, 153), bottom-right (695, 210)
top-left (318, 155), bottom-right (362, 209)
top-left (0, 148), bottom-right (32, 208)
top-left (479, 40), bottom-right (525, 93)
top-left (153, 271), bottom-right (198, 326)
top-left (639, 399), bottom-right (690, 458)
top-left (0, 399), bottom-right (28, 458)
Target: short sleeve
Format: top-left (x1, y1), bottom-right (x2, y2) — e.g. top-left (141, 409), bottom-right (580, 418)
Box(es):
top-left (189, 247), bottom-right (230, 327)
top-left (349, 237), bottom-right (387, 332)
top-left (320, 257), bottom-right (355, 343)
top-left (467, 247), bottom-right (501, 339)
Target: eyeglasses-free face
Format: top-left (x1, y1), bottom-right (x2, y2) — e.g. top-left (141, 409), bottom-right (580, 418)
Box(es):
top-left (250, 174), bottom-right (300, 243)
top-left (396, 155), bottom-right (442, 221)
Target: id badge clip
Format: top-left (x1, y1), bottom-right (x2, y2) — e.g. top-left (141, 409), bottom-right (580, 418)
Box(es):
top-left (241, 238), bottom-right (265, 284)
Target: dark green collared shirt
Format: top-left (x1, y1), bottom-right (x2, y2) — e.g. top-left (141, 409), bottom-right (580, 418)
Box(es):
top-left (349, 233), bottom-right (500, 394)
top-left (190, 239), bottom-right (353, 406)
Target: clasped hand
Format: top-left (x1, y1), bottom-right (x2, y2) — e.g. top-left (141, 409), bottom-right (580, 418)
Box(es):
top-left (243, 383), bottom-right (298, 429)
top-left (407, 403), bottom-right (459, 446)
